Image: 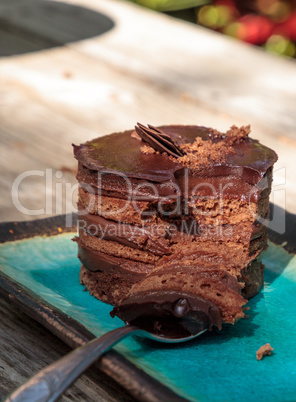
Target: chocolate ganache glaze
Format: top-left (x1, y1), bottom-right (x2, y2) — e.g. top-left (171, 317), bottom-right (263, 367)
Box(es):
top-left (73, 125), bottom-right (277, 184)
top-left (111, 290), bottom-right (222, 338)
top-left (73, 125), bottom-right (278, 204)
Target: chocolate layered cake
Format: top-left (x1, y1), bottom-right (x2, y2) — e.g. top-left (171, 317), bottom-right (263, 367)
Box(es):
top-left (73, 123), bottom-right (277, 334)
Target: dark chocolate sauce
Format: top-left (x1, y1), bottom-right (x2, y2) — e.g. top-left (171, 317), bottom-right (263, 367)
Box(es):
top-left (75, 241), bottom-right (151, 276)
top-left (111, 290), bottom-right (222, 338)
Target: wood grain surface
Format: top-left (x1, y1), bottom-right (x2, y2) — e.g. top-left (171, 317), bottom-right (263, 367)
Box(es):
top-left (0, 0), bottom-right (295, 222)
top-left (0, 297), bottom-right (134, 401)
top-left (0, 0), bottom-right (295, 400)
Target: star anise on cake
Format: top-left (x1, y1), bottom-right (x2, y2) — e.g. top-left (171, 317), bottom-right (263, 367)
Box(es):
top-left (135, 123), bottom-right (185, 158)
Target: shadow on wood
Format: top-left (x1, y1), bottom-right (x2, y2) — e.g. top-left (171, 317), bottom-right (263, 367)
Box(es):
top-left (0, 0), bottom-right (115, 57)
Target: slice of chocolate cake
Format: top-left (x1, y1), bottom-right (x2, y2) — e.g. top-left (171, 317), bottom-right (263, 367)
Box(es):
top-left (73, 123), bottom-right (277, 333)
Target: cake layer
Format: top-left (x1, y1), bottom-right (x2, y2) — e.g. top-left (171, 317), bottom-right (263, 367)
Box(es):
top-left (79, 255), bottom-right (262, 306)
top-left (167, 219), bottom-right (268, 245)
top-left (77, 206), bottom-right (267, 281)
top-left (79, 264), bottom-right (135, 305)
top-left (77, 163), bottom-right (178, 202)
top-left (116, 267), bottom-right (247, 324)
top-left (78, 211), bottom-right (171, 255)
top-left (78, 210), bottom-right (268, 251)
top-left (79, 188), bottom-right (149, 225)
top-left (78, 177), bottom-right (271, 227)
top-left (77, 163), bottom-right (273, 204)
top-left (241, 259), bottom-right (265, 299)
top-left (78, 226), bottom-right (266, 272)
top-left (79, 231), bottom-right (160, 264)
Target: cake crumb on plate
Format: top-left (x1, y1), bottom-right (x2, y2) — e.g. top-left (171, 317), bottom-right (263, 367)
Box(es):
top-left (256, 343), bottom-right (274, 360)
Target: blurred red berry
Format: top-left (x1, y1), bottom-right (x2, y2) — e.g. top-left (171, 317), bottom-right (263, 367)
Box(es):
top-left (238, 14), bottom-right (274, 44)
top-left (274, 11), bottom-right (296, 40)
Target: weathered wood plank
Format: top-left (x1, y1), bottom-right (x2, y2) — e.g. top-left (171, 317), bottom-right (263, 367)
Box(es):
top-left (0, 297), bottom-right (134, 401)
top-left (2, 0), bottom-right (296, 134)
top-left (0, 0), bottom-right (294, 218)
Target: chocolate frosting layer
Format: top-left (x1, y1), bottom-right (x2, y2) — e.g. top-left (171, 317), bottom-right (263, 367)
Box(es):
top-left (78, 213), bottom-right (171, 256)
top-left (73, 125), bottom-right (278, 185)
top-left (76, 241), bottom-right (152, 277)
top-left (111, 290), bottom-right (222, 338)
top-left (77, 164), bottom-right (267, 202)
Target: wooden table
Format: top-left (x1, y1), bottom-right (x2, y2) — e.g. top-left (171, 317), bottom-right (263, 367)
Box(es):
top-left (0, 0), bottom-right (295, 400)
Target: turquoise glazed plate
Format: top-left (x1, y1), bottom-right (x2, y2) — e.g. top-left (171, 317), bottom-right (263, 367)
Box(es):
top-left (0, 214), bottom-right (296, 402)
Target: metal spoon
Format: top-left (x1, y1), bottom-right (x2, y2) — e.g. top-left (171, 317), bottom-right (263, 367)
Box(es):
top-left (6, 322), bottom-right (207, 402)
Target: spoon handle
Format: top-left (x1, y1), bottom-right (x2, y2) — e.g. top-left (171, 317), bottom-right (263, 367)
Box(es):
top-left (6, 325), bottom-right (141, 402)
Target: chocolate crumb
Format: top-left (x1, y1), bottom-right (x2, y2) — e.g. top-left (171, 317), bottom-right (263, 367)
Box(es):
top-left (209, 125), bottom-right (250, 144)
top-left (177, 137), bottom-right (234, 172)
top-left (225, 125), bottom-right (251, 144)
top-left (256, 343), bottom-right (274, 360)
top-left (174, 125), bottom-right (250, 172)
top-left (140, 145), bottom-right (156, 155)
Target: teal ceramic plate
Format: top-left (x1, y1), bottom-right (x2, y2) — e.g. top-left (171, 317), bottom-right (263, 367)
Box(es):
top-left (0, 215), bottom-right (296, 402)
